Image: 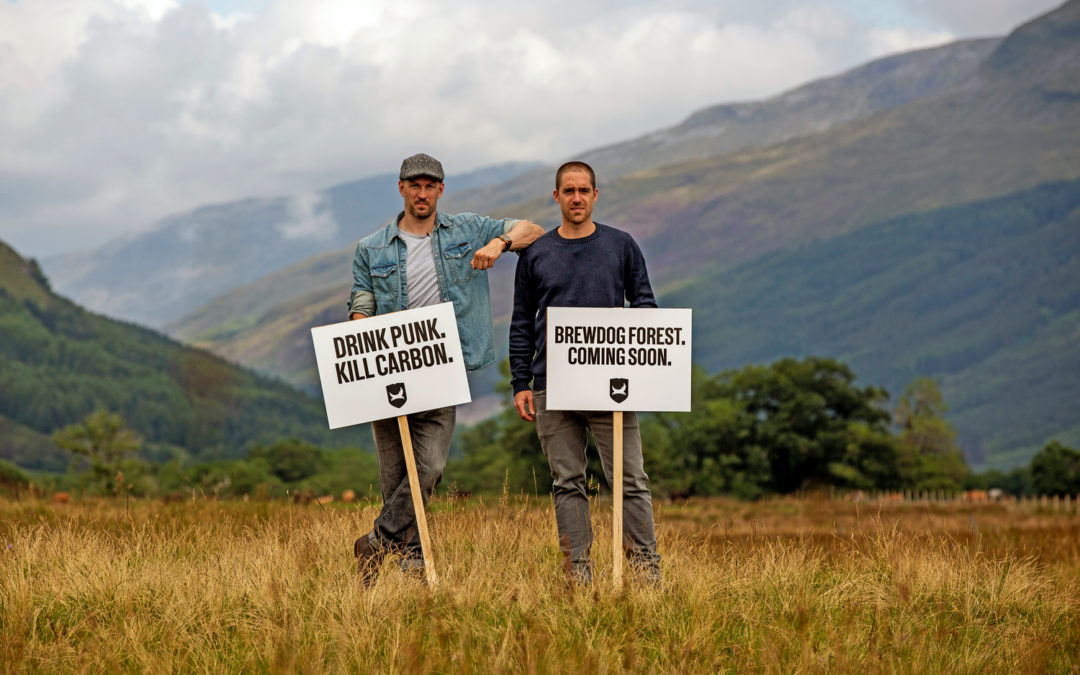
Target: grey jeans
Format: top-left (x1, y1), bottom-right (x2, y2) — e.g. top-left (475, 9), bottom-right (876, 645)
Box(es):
top-left (534, 390), bottom-right (661, 579)
top-left (369, 405), bottom-right (455, 559)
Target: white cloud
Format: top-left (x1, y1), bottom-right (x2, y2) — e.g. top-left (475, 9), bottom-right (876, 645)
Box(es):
top-left (278, 192), bottom-right (338, 240)
top-left (0, 0), bottom-right (1063, 258)
top-left (866, 27), bottom-right (955, 58)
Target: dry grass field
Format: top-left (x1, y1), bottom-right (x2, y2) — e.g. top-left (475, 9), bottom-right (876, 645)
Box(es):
top-left (2, 493), bottom-right (1078, 673)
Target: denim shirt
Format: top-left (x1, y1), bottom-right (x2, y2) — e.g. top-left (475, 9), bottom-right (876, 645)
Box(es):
top-left (347, 211), bottom-right (519, 372)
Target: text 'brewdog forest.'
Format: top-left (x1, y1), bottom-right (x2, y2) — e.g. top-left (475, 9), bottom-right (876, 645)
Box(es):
top-left (311, 302), bottom-right (470, 428)
top-left (552, 324), bottom-right (687, 366)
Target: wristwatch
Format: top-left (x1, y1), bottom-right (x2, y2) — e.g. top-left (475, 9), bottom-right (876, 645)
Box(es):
top-left (498, 234), bottom-right (512, 251)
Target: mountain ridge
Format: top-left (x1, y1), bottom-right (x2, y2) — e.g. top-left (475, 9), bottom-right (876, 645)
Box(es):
top-left (169, 32), bottom-right (1024, 365)
top-left (42, 161), bottom-right (542, 328)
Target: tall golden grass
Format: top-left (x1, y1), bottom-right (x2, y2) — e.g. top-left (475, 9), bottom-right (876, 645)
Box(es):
top-left (2, 494), bottom-right (1078, 673)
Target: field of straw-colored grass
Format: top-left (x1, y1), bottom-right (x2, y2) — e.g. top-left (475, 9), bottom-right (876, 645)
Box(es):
top-left (2, 494), bottom-right (1078, 673)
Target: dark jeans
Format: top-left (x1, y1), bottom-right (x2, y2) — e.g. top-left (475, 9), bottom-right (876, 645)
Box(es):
top-left (534, 390), bottom-right (661, 581)
top-left (369, 405), bottom-right (455, 561)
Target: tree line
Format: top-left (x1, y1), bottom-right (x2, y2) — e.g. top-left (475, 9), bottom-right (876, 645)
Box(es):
top-left (1, 357), bottom-right (1076, 500)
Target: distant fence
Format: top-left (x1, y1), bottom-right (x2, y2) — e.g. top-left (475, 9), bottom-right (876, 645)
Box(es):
top-left (778, 488), bottom-right (1080, 515)
top-left (7, 482), bottom-right (1079, 514)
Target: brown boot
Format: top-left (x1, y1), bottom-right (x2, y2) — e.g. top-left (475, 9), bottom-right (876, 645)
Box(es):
top-left (354, 533), bottom-right (384, 584)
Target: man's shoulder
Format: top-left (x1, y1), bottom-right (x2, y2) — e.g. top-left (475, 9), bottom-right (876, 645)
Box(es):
top-left (437, 212), bottom-right (504, 239)
top-left (519, 228), bottom-right (561, 259)
top-left (439, 212), bottom-right (488, 227)
top-left (358, 214), bottom-right (401, 248)
top-left (595, 222), bottom-right (636, 244)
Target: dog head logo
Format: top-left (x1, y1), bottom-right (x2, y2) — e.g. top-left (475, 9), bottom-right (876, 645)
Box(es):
top-left (386, 383), bottom-right (407, 408)
top-left (609, 378), bottom-right (629, 403)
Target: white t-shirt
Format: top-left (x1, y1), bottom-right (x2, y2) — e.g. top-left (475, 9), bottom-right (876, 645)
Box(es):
top-left (399, 230), bottom-right (442, 309)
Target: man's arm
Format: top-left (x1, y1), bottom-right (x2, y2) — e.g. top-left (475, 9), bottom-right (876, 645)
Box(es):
top-left (471, 219), bottom-right (544, 270)
top-left (508, 254), bottom-right (539, 422)
top-left (625, 236), bottom-right (658, 308)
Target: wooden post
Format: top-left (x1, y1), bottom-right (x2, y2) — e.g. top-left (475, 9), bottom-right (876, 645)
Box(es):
top-left (612, 410), bottom-right (624, 587)
top-left (397, 415), bottom-right (439, 586)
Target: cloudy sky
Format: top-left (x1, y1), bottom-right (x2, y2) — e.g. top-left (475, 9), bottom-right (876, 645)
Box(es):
top-left (0, 0), bottom-right (1062, 258)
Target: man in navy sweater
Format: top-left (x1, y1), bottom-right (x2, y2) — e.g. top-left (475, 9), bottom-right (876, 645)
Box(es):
top-left (509, 161), bottom-right (662, 585)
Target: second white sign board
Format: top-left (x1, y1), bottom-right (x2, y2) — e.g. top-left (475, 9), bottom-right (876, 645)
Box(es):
top-left (311, 302), bottom-right (471, 428)
top-left (546, 307), bottom-right (692, 412)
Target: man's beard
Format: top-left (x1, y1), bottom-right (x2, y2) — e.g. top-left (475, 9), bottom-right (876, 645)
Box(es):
top-left (409, 203), bottom-right (434, 219)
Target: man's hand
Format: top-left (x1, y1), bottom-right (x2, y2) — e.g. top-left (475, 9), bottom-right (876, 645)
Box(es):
top-left (471, 239), bottom-right (504, 270)
top-left (514, 390), bottom-right (536, 422)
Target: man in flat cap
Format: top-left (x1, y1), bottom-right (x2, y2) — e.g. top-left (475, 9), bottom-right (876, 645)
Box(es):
top-left (348, 153), bottom-right (543, 581)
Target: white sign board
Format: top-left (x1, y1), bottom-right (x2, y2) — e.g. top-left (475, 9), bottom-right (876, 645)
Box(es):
top-left (546, 307), bottom-right (692, 412)
top-left (311, 302), bottom-right (471, 428)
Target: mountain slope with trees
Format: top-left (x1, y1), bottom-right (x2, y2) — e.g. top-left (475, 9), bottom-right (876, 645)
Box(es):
top-left (667, 179), bottom-right (1080, 469)
top-left (0, 240), bottom-right (369, 472)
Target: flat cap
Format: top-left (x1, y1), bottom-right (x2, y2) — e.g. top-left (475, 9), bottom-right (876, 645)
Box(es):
top-left (399, 153), bottom-right (445, 182)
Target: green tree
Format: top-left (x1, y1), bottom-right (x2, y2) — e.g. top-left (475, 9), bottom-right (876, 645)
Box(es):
top-left (642, 367), bottom-right (772, 499)
top-left (301, 447), bottom-right (379, 499)
top-left (643, 359), bottom-right (902, 498)
top-left (967, 467), bottom-right (1031, 497)
top-left (714, 357), bottom-right (900, 493)
top-left (1029, 440), bottom-right (1080, 496)
top-left (893, 377), bottom-right (968, 491)
top-left (53, 409), bottom-right (143, 494)
top-left (248, 438), bottom-right (324, 483)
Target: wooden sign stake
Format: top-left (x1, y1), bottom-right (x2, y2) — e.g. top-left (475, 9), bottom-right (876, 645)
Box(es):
top-left (612, 410), bottom-right (624, 587)
top-left (398, 415), bottom-right (439, 586)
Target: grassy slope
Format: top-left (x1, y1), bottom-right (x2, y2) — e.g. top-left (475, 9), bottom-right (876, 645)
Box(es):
top-left (0, 241), bottom-right (369, 472)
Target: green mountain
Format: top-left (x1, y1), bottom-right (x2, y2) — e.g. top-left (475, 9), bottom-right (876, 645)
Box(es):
top-left (0, 240), bottom-right (369, 472)
top-left (165, 250), bottom-right (348, 392)
top-left (168, 1), bottom-right (1080, 468)
top-left (669, 179), bottom-right (1080, 470)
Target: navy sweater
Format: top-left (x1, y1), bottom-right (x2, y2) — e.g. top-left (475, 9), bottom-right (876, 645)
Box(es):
top-left (509, 223), bottom-right (657, 394)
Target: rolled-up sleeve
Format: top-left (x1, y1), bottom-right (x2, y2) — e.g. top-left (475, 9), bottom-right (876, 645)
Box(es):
top-left (347, 243), bottom-right (377, 318)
